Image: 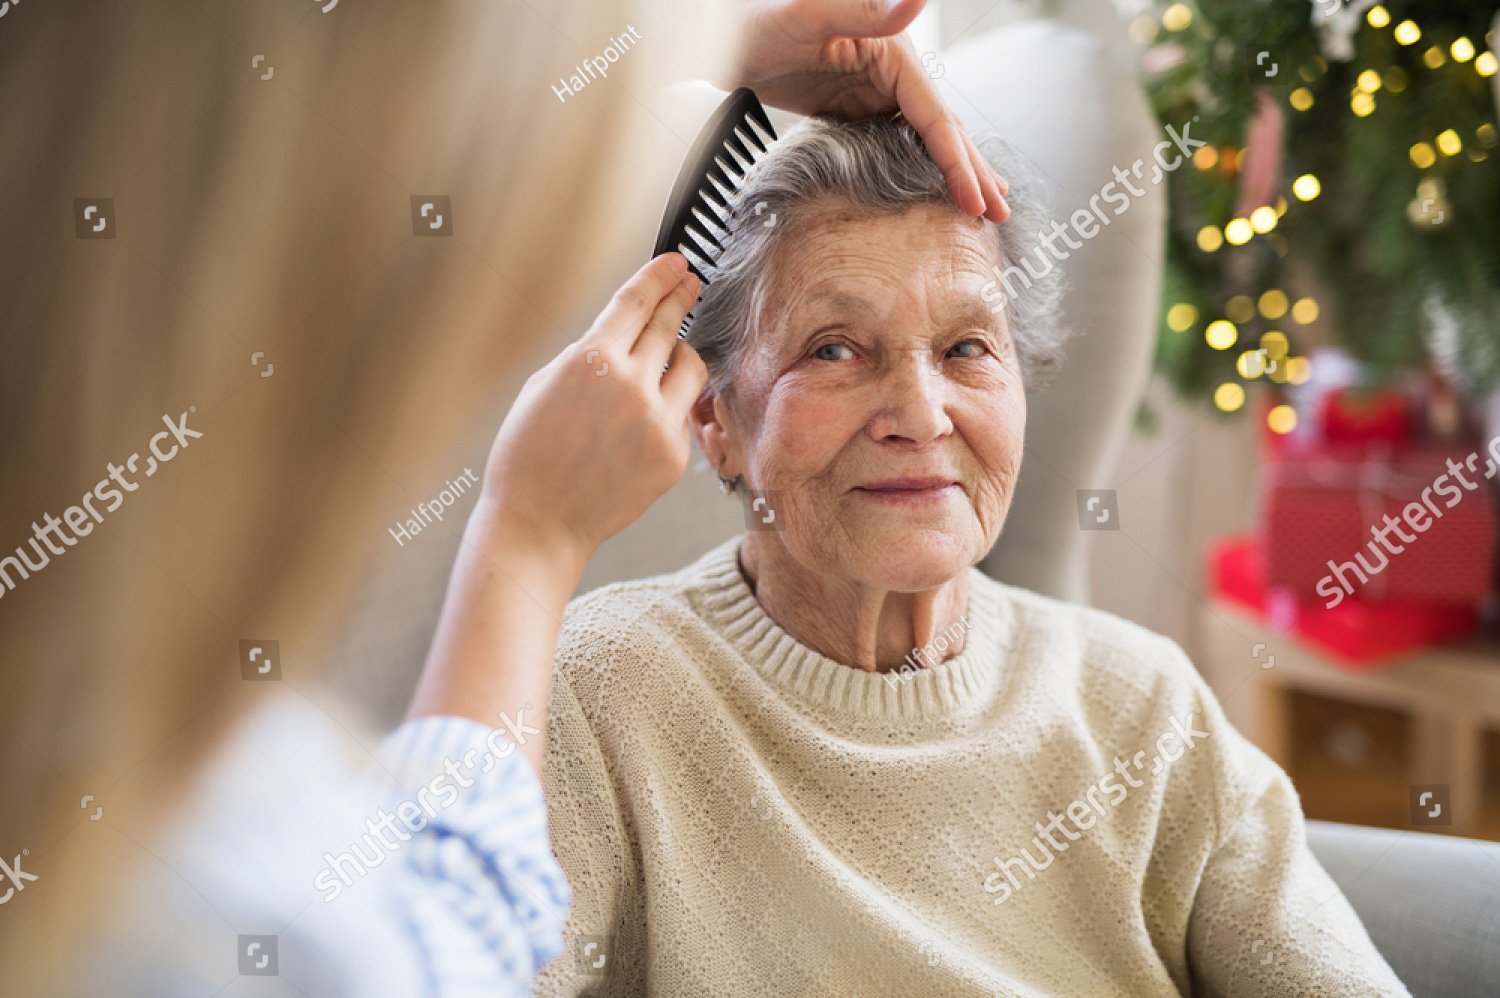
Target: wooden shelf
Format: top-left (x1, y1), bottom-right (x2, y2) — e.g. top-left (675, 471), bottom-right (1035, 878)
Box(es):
top-left (1200, 599), bottom-right (1500, 840)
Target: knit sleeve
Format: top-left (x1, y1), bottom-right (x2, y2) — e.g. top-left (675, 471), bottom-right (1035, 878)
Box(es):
top-left (1180, 674), bottom-right (1411, 996)
top-left (533, 665), bottom-right (642, 997)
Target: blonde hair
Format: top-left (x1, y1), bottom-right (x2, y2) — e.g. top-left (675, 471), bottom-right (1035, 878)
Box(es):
top-left (0, 0), bottom-right (738, 985)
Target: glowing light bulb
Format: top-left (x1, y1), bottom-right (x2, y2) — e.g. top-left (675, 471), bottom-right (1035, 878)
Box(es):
top-left (1214, 383), bottom-right (1246, 412)
top-left (1205, 320), bottom-right (1238, 350)
top-left (1162, 3), bottom-right (1192, 31)
top-left (1292, 175), bottom-right (1321, 200)
top-left (1267, 405), bottom-right (1298, 434)
top-left (1166, 303), bottom-right (1198, 331)
top-left (1259, 291), bottom-right (1289, 320)
top-left (1225, 296), bottom-right (1255, 323)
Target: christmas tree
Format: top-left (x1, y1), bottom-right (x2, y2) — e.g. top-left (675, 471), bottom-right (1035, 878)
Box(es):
top-left (1138, 1), bottom-right (1500, 426)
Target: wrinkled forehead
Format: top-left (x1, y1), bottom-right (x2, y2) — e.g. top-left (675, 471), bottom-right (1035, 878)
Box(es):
top-left (758, 201), bottom-right (1005, 327)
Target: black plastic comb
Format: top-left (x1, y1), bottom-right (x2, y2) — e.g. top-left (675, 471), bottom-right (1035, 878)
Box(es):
top-left (652, 87), bottom-right (778, 338)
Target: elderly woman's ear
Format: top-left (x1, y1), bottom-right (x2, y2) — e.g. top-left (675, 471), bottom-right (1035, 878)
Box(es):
top-left (691, 388), bottom-right (745, 483)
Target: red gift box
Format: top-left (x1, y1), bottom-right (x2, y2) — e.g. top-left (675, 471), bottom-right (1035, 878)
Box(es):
top-left (1318, 387), bottom-right (1415, 449)
top-left (1260, 444), bottom-right (1498, 604)
top-left (1208, 535), bottom-right (1480, 667)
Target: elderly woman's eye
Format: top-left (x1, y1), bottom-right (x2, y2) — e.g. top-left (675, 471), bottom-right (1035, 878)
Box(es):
top-left (947, 339), bottom-right (989, 359)
top-left (812, 341), bottom-right (855, 362)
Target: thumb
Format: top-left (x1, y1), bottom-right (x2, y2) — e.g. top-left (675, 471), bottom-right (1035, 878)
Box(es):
top-left (801, 0), bottom-right (925, 38)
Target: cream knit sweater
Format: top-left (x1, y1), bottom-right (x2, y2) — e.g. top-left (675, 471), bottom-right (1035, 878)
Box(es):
top-left (534, 535), bottom-right (1409, 996)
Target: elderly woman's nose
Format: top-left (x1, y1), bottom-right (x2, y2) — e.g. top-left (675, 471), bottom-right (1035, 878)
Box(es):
top-left (868, 348), bottom-right (953, 441)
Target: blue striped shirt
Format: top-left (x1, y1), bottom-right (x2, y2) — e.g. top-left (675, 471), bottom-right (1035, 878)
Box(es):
top-left (81, 700), bottom-right (573, 996)
top-left (375, 714), bottom-right (574, 995)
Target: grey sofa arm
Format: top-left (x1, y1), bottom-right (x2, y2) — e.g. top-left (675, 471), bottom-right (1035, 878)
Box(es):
top-left (1305, 819), bottom-right (1500, 998)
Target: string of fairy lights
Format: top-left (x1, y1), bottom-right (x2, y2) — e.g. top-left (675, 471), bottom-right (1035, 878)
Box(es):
top-left (1136, 3), bottom-right (1500, 432)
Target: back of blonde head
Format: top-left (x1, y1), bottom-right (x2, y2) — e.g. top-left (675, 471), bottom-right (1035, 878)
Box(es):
top-left (0, 0), bottom-right (737, 986)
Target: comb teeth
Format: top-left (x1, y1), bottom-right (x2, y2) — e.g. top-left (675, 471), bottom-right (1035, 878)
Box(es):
top-left (722, 141), bottom-right (756, 177)
top-left (712, 153), bottom-right (744, 184)
top-left (683, 220), bottom-right (720, 260)
top-left (678, 242), bottom-right (718, 281)
top-left (734, 123), bottom-right (767, 155)
top-left (652, 88), bottom-right (780, 316)
top-left (745, 118), bottom-right (774, 151)
top-left (722, 129), bottom-right (755, 166)
top-left (705, 171), bottom-right (737, 210)
top-left (695, 189), bottom-right (730, 229)
top-left (690, 205), bottom-right (727, 243)
top-left (746, 100), bottom-right (774, 139)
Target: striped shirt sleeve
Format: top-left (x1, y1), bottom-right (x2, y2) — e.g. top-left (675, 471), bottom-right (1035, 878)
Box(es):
top-left (375, 714), bottom-right (573, 996)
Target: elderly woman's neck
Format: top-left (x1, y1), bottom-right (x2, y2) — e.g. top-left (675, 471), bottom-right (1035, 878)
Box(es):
top-left (737, 536), bottom-right (970, 673)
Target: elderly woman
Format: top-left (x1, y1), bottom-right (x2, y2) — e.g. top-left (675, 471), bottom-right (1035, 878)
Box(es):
top-left (410, 117), bottom-right (1407, 995)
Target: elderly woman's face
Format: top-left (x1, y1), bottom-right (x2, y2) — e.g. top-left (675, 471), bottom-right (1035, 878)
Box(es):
top-left (727, 202), bottom-right (1025, 590)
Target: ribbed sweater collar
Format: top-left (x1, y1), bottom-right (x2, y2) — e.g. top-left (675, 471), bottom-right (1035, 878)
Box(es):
top-left (684, 535), bottom-right (1018, 721)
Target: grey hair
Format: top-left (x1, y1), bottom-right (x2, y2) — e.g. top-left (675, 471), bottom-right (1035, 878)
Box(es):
top-left (687, 113), bottom-right (1068, 403)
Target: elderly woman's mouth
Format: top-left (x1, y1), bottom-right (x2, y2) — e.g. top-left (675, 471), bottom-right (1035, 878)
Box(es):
top-left (851, 477), bottom-right (961, 502)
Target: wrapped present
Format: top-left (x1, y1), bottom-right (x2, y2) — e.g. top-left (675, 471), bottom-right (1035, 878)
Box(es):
top-left (1260, 444), bottom-right (1497, 604)
top-left (1318, 387), bottom-right (1414, 449)
top-left (1208, 535), bottom-right (1480, 667)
